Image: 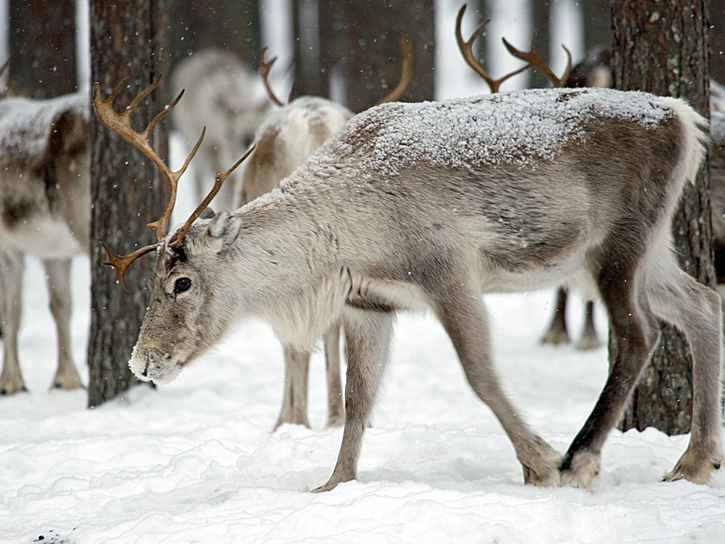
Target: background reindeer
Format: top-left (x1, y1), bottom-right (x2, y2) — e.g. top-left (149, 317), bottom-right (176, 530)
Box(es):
top-left (95, 66), bottom-right (721, 491)
top-left (171, 48), bottom-right (270, 211)
top-left (0, 91), bottom-right (89, 395)
top-left (236, 31), bottom-right (412, 429)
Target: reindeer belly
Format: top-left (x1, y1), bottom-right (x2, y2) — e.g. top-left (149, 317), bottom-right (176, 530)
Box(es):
top-left (0, 214), bottom-right (84, 258)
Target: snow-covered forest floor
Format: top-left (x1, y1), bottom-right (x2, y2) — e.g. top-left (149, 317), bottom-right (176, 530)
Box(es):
top-left (1, 1), bottom-right (725, 542)
top-left (1, 253), bottom-right (724, 543)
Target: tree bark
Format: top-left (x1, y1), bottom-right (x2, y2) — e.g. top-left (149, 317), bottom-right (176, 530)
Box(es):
top-left (612, 0), bottom-right (714, 435)
top-left (339, 0), bottom-right (435, 112)
top-left (88, 0), bottom-right (170, 407)
top-left (8, 0), bottom-right (78, 98)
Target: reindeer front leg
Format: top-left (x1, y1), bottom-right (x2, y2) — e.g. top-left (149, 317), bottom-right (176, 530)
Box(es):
top-left (322, 323), bottom-right (345, 428)
top-left (313, 310), bottom-right (393, 492)
top-left (275, 347), bottom-right (311, 429)
top-left (0, 246), bottom-right (25, 395)
top-left (433, 279), bottom-right (561, 486)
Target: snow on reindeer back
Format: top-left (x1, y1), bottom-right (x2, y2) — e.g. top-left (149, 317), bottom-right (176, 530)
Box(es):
top-left (0, 93), bottom-right (88, 169)
top-left (322, 88), bottom-right (674, 176)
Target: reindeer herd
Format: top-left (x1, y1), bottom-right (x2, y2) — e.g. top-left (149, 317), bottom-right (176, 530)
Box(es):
top-left (1, 6), bottom-right (724, 492)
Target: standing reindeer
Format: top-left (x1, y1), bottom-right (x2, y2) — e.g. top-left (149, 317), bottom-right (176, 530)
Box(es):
top-left (171, 48), bottom-right (270, 211)
top-left (94, 67), bottom-right (721, 490)
top-left (237, 31), bottom-right (412, 429)
top-left (0, 92), bottom-right (89, 395)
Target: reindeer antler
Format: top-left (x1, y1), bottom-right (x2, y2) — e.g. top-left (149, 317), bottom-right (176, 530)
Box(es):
top-left (170, 143), bottom-right (255, 249)
top-left (502, 39), bottom-right (572, 88)
top-left (93, 75), bottom-right (205, 242)
top-left (259, 48), bottom-right (294, 107)
top-left (93, 75), bottom-right (252, 289)
top-left (375, 29), bottom-right (414, 105)
top-left (455, 4), bottom-right (530, 93)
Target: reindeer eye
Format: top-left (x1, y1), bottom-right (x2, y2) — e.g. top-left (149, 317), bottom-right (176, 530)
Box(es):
top-left (174, 277), bottom-right (192, 294)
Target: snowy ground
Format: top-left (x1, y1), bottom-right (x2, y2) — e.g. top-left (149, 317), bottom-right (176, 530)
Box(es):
top-left (1, 1), bottom-right (724, 540)
top-left (1, 254), bottom-right (724, 544)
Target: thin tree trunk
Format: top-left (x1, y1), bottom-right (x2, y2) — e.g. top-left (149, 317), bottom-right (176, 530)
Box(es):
top-left (88, 1), bottom-right (169, 407)
top-left (530, 0), bottom-right (550, 88)
top-left (292, 0), bottom-right (331, 98)
top-left (581, 0), bottom-right (611, 53)
top-left (612, 0), bottom-right (714, 434)
top-left (166, 0), bottom-right (260, 73)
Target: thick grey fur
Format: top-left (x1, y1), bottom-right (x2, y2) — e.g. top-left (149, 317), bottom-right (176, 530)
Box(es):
top-left (127, 88), bottom-right (722, 491)
top-left (237, 95), bottom-right (353, 429)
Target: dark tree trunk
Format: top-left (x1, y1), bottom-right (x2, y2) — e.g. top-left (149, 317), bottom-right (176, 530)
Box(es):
top-left (8, 0), bottom-right (78, 98)
top-left (581, 0), bottom-right (612, 53)
top-left (612, 0), bottom-right (714, 435)
top-left (292, 0), bottom-right (332, 98)
top-left (530, 1), bottom-right (551, 89)
top-left (166, 0), bottom-right (261, 73)
top-left (88, 1), bottom-right (170, 407)
top-left (712, 0), bottom-right (725, 84)
top-left (339, 0), bottom-right (435, 112)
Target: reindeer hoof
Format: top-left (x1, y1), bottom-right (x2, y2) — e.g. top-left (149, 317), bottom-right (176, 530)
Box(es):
top-left (52, 369), bottom-right (83, 391)
top-left (542, 327), bottom-right (570, 346)
top-left (665, 447), bottom-right (723, 484)
top-left (576, 335), bottom-right (601, 351)
top-left (560, 451), bottom-right (600, 488)
top-left (312, 475), bottom-right (353, 493)
top-left (520, 435), bottom-right (561, 486)
top-left (0, 382), bottom-right (28, 395)
top-left (273, 414), bottom-right (311, 431)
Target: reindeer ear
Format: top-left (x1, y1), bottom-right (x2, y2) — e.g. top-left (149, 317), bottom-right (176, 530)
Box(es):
top-left (199, 207), bottom-right (215, 220)
top-left (206, 211), bottom-right (241, 249)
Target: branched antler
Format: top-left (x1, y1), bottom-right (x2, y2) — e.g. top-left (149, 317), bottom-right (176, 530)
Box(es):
top-left (259, 48), bottom-right (294, 107)
top-left (503, 39), bottom-right (572, 88)
top-left (93, 75), bottom-right (253, 289)
top-left (455, 4), bottom-right (530, 93)
top-left (93, 75), bottom-right (205, 242)
top-left (170, 143), bottom-right (255, 248)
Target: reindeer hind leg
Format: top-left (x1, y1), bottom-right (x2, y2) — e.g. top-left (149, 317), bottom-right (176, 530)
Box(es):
top-left (561, 251), bottom-right (661, 487)
top-left (322, 323), bottom-right (345, 428)
top-left (275, 346), bottom-right (311, 429)
top-left (646, 246), bottom-right (724, 484)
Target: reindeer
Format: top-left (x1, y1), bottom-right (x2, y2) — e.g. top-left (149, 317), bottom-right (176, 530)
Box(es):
top-left (0, 92), bottom-right (89, 395)
top-left (236, 31), bottom-right (412, 429)
top-left (171, 48), bottom-right (270, 211)
top-left (93, 62), bottom-right (722, 491)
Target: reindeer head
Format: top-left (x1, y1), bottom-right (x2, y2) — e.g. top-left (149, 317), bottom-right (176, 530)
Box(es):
top-left (93, 76), bottom-right (254, 382)
top-left (129, 210), bottom-right (246, 382)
